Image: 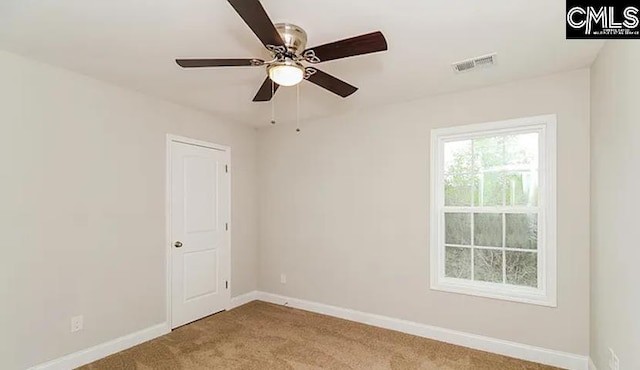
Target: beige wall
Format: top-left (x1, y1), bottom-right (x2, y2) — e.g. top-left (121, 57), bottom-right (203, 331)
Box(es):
top-left (258, 69), bottom-right (590, 355)
top-left (0, 51), bottom-right (258, 369)
top-left (590, 42), bottom-right (640, 370)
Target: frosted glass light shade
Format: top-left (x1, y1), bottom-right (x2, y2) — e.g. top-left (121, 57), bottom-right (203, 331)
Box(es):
top-left (268, 63), bottom-right (304, 86)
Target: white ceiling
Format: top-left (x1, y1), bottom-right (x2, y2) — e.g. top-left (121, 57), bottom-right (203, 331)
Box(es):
top-left (0, 0), bottom-right (603, 127)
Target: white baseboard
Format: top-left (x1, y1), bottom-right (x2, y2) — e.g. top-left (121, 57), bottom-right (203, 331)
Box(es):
top-left (29, 323), bottom-right (170, 370)
top-left (228, 290), bottom-right (260, 310)
top-left (30, 291), bottom-right (257, 370)
top-left (255, 291), bottom-right (590, 370)
top-left (30, 291), bottom-right (589, 370)
top-left (589, 358), bottom-right (597, 370)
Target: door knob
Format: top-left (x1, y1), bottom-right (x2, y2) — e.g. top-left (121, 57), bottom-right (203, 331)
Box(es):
top-left (174, 241), bottom-right (183, 248)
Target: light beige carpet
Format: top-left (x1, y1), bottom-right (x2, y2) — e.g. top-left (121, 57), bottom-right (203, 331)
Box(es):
top-left (80, 301), bottom-right (561, 370)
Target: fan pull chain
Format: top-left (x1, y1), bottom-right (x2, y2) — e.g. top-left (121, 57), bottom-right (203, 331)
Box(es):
top-left (296, 84), bottom-right (301, 133)
top-left (270, 80), bottom-right (276, 125)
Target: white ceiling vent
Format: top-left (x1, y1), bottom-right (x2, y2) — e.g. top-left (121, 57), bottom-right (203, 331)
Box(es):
top-left (452, 53), bottom-right (497, 73)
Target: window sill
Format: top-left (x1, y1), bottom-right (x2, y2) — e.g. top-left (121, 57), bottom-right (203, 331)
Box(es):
top-left (430, 277), bottom-right (557, 307)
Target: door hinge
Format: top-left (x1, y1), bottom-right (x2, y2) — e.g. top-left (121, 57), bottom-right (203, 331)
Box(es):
top-left (225, 281), bottom-right (229, 289)
top-left (225, 164), bottom-right (228, 173)
top-left (225, 222), bottom-right (229, 231)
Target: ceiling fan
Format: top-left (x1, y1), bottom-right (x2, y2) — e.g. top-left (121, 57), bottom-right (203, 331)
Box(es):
top-left (175, 0), bottom-right (388, 102)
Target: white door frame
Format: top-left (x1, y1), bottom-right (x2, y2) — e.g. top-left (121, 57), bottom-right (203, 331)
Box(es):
top-left (165, 134), bottom-right (231, 329)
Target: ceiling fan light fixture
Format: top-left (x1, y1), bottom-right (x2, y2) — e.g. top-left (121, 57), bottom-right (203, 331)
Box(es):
top-left (175, 1), bottom-right (389, 102)
top-left (267, 61), bottom-right (304, 86)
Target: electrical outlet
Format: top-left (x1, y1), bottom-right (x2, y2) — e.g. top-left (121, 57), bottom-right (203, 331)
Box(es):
top-left (609, 348), bottom-right (619, 370)
top-left (280, 273), bottom-right (287, 284)
top-left (609, 348), bottom-right (614, 369)
top-left (71, 315), bottom-right (83, 332)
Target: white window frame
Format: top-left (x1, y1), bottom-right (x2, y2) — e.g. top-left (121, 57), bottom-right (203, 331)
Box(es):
top-left (430, 114), bottom-right (557, 307)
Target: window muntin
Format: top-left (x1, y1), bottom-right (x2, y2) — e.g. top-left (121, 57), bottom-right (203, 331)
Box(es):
top-left (431, 115), bottom-right (556, 306)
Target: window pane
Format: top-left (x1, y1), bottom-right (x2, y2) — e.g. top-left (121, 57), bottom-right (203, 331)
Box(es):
top-left (444, 140), bottom-right (473, 174)
top-left (474, 249), bottom-right (503, 283)
top-left (474, 213), bottom-right (503, 247)
top-left (505, 171), bottom-right (538, 206)
top-left (505, 133), bottom-right (539, 167)
top-left (505, 214), bottom-right (537, 249)
top-left (445, 246), bottom-right (471, 279)
top-left (506, 251), bottom-right (537, 287)
top-left (474, 136), bottom-right (505, 170)
top-left (445, 213), bottom-right (471, 245)
top-left (476, 171), bottom-right (505, 206)
top-left (445, 173), bottom-right (475, 206)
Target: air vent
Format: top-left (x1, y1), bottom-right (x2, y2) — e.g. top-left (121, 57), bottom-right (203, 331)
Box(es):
top-left (452, 53), bottom-right (497, 73)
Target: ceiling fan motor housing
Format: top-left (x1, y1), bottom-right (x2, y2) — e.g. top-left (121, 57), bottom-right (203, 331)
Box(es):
top-left (275, 23), bottom-right (308, 55)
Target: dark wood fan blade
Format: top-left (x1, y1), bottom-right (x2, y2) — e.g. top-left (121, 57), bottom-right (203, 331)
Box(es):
top-left (253, 77), bottom-right (280, 102)
top-left (305, 68), bottom-right (358, 98)
top-left (303, 31), bottom-right (387, 63)
top-left (176, 58), bottom-right (264, 68)
top-left (227, 0), bottom-right (284, 48)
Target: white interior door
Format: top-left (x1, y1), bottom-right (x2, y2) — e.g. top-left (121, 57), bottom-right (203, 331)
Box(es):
top-left (169, 138), bottom-right (230, 329)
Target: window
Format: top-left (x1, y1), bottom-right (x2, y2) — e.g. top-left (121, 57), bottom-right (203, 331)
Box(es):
top-left (430, 115), bottom-right (556, 306)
